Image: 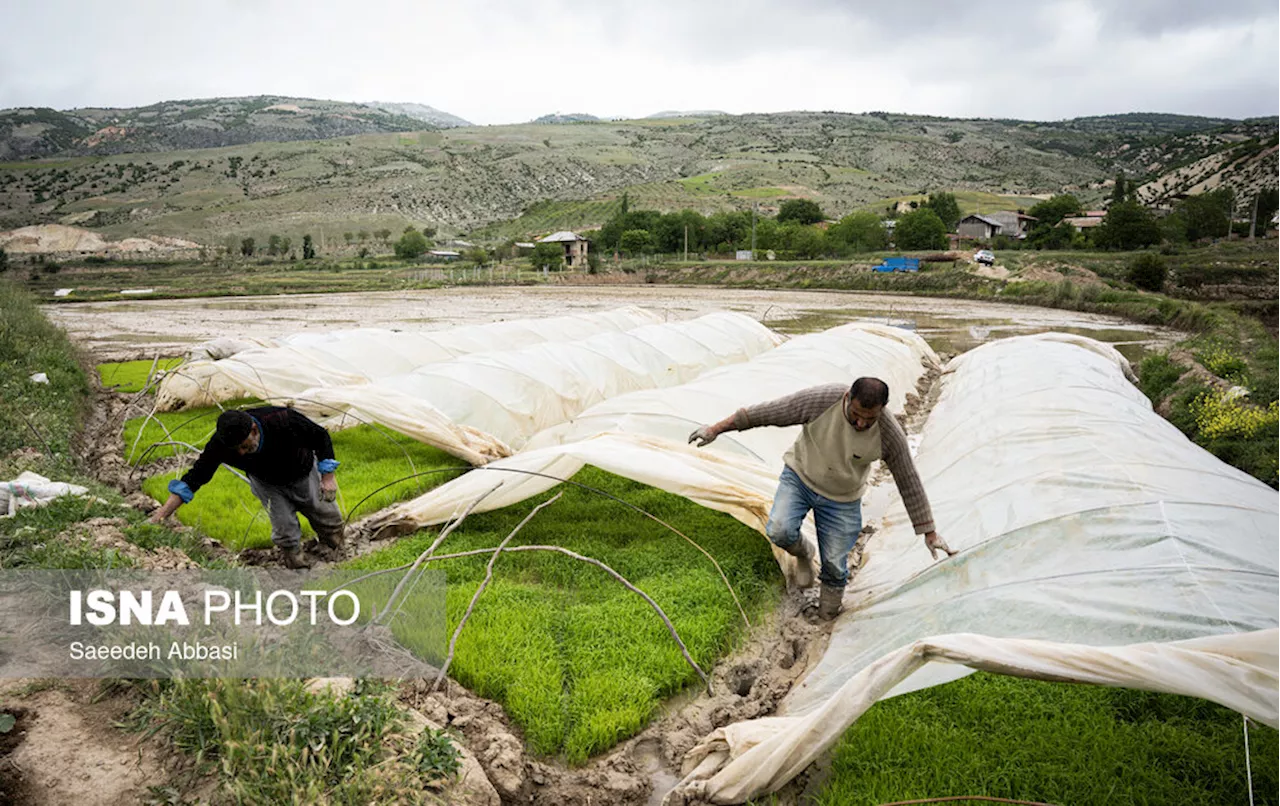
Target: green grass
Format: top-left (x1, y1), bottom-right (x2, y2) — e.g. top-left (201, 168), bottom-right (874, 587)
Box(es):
top-left (345, 466), bottom-right (783, 763)
top-left (0, 280), bottom-right (215, 569)
top-left (0, 280), bottom-right (90, 463)
top-left (812, 673), bottom-right (1278, 806)
top-left (127, 678), bottom-right (452, 804)
top-left (97, 358), bottom-right (184, 392)
top-left (141, 423), bottom-right (469, 549)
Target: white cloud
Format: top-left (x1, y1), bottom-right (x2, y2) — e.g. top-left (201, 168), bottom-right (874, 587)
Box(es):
top-left (0, 0), bottom-right (1274, 123)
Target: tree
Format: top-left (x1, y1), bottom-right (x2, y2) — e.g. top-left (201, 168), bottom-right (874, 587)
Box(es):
top-left (394, 228), bottom-right (429, 260)
top-left (893, 208), bottom-right (948, 250)
top-left (267, 234), bottom-right (283, 256)
top-left (375, 228), bottom-right (392, 242)
top-left (1128, 253), bottom-right (1167, 292)
top-left (1252, 188), bottom-right (1278, 236)
top-left (280, 237), bottom-right (291, 256)
top-left (619, 229), bottom-right (654, 255)
top-left (920, 192), bottom-right (961, 230)
top-left (1177, 189), bottom-right (1235, 241)
top-left (1027, 194), bottom-right (1083, 227)
top-left (0, 247), bottom-right (8, 272)
top-left (777, 198), bottom-right (825, 225)
top-left (530, 242), bottom-right (563, 269)
top-left (465, 246), bottom-right (489, 267)
top-left (302, 234), bottom-right (316, 260)
top-left (782, 223), bottom-right (827, 259)
top-left (357, 230), bottom-right (370, 242)
top-left (343, 232), bottom-right (354, 244)
top-left (827, 211), bottom-right (888, 252)
top-left (1111, 172), bottom-right (1127, 204)
top-left (1027, 221), bottom-right (1078, 250)
top-left (1094, 200), bottom-right (1161, 250)
top-left (240, 237), bottom-right (255, 257)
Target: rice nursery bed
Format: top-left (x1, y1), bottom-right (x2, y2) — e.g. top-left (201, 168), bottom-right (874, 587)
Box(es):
top-left (97, 358), bottom-right (184, 393)
top-left (345, 466), bottom-right (783, 764)
top-left (811, 672), bottom-right (1279, 806)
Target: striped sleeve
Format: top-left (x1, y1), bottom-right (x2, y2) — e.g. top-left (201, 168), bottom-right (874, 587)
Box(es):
top-left (879, 412), bottom-right (936, 534)
top-left (732, 383), bottom-right (847, 431)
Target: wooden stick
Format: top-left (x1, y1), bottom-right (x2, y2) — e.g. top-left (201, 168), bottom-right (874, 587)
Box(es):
top-left (432, 491), bottom-right (563, 691)
top-left (374, 484), bottom-right (499, 626)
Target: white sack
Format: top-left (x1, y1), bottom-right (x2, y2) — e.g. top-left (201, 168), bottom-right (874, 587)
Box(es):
top-left (2, 472), bottom-right (90, 517)
top-left (667, 333), bottom-right (1279, 803)
top-left (292, 312), bottom-right (783, 464)
top-left (153, 306), bottom-right (662, 410)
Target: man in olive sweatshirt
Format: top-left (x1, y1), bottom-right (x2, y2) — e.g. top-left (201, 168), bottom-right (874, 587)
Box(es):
top-left (689, 377), bottom-right (951, 619)
top-left (150, 407), bottom-right (344, 568)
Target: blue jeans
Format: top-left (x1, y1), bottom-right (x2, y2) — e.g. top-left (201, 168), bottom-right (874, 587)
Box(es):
top-left (765, 466), bottom-right (863, 588)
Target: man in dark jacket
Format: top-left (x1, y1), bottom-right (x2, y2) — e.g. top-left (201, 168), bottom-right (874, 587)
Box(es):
top-left (150, 406), bottom-right (343, 568)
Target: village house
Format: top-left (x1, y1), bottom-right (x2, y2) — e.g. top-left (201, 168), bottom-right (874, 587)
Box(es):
top-left (956, 214), bottom-right (1003, 240)
top-left (986, 211), bottom-right (1038, 238)
top-left (537, 231), bottom-right (590, 269)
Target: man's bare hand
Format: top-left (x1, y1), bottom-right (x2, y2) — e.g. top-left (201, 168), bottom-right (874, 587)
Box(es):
top-left (687, 425), bottom-right (719, 448)
top-left (320, 473), bottom-right (338, 503)
top-left (924, 531), bottom-right (956, 560)
top-left (148, 509), bottom-right (168, 524)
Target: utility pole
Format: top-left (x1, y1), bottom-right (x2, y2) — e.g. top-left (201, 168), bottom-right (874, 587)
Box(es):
top-left (751, 203), bottom-right (757, 259)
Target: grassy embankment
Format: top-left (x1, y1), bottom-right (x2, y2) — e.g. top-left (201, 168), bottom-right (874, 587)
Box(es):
top-left (0, 287), bottom-right (466, 802)
top-left (0, 282), bottom-right (215, 568)
top-left (20, 255), bottom-right (555, 302)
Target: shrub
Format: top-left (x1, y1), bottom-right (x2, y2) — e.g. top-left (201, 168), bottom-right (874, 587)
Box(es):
top-left (1195, 345), bottom-right (1249, 385)
top-left (1137, 354), bottom-right (1184, 403)
top-left (1127, 254), bottom-right (1167, 292)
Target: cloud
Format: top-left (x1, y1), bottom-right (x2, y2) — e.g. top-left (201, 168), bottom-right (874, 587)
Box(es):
top-left (0, 0), bottom-right (1274, 123)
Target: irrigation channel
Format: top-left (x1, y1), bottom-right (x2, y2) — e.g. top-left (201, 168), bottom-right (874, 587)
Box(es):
top-left (52, 286), bottom-right (1221, 805)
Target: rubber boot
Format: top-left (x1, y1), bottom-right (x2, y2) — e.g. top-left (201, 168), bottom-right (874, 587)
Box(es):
top-left (281, 547), bottom-right (313, 570)
top-left (318, 525), bottom-right (346, 550)
top-left (818, 583), bottom-right (843, 621)
top-left (781, 539), bottom-right (816, 589)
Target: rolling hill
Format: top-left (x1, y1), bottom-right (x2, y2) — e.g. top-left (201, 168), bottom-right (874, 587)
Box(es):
top-left (0, 102), bottom-right (1274, 248)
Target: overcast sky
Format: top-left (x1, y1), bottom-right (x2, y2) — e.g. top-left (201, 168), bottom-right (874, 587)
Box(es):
top-left (1, 0), bottom-right (1276, 125)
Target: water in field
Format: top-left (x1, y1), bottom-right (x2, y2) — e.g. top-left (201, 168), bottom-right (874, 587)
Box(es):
top-left (46, 285), bottom-right (1176, 362)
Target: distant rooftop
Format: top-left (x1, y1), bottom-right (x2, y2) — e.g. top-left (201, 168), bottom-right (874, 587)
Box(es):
top-left (538, 231), bottom-right (587, 242)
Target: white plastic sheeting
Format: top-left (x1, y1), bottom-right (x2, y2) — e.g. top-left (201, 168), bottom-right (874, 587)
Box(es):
top-left (667, 334), bottom-right (1279, 803)
top-left (153, 307), bottom-right (661, 410)
top-left (367, 322), bottom-right (939, 580)
top-left (291, 312), bottom-right (783, 464)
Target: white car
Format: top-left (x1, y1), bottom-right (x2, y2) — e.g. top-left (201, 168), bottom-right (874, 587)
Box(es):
top-left (974, 249), bottom-right (995, 266)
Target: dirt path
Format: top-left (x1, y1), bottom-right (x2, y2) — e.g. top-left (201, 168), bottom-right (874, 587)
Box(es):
top-left (0, 680), bottom-right (170, 806)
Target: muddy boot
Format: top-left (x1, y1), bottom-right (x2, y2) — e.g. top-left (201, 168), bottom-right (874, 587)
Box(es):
top-left (280, 547), bottom-right (312, 570)
top-left (818, 583), bottom-right (843, 621)
top-left (781, 540), bottom-right (816, 589)
top-left (318, 526), bottom-right (345, 550)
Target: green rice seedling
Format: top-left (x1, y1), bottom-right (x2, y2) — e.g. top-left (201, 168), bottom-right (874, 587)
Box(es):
top-left (346, 467), bottom-right (783, 763)
top-left (96, 358), bottom-right (184, 393)
top-left (813, 672), bottom-right (1278, 806)
top-left (122, 399), bottom-right (260, 463)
